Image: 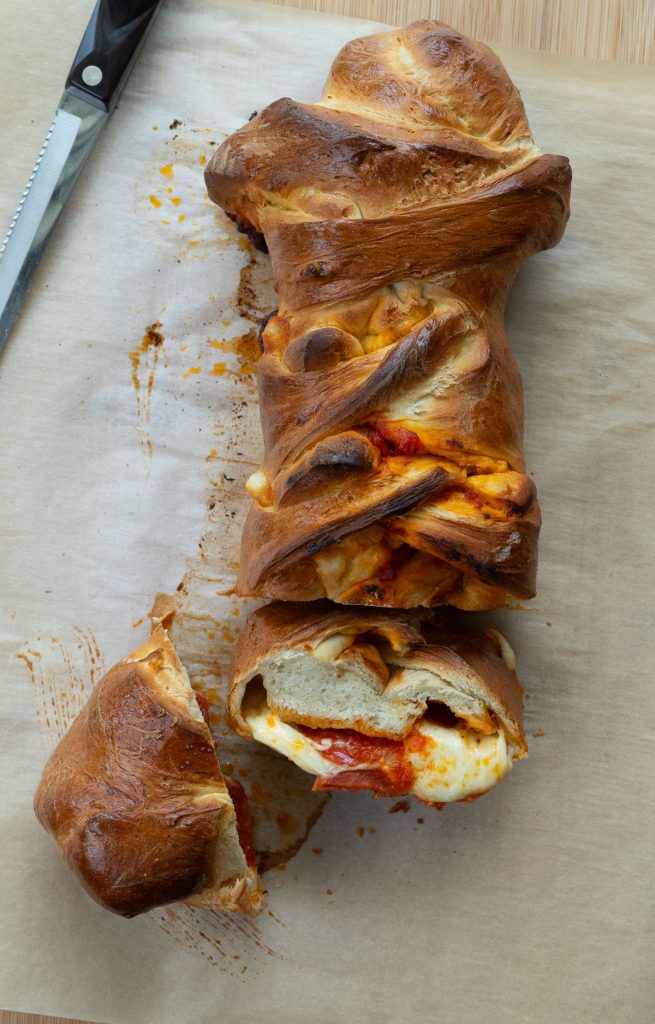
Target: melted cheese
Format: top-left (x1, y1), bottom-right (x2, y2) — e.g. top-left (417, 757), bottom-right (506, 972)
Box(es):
top-left (247, 704), bottom-right (336, 776)
top-left (405, 721), bottom-right (511, 802)
top-left (246, 702), bottom-right (513, 803)
top-left (311, 632), bottom-right (355, 660)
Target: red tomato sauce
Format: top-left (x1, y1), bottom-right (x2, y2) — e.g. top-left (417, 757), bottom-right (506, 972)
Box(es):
top-left (194, 690), bottom-right (211, 727)
top-left (194, 691), bottom-right (257, 867)
top-left (377, 542), bottom-right (415, 581)
top-left (439, 485), bottom-right (485, 509)
top-left (358, 421), bottom-right (427, 457)
top-left (226, 780), bottom-right (257, 868)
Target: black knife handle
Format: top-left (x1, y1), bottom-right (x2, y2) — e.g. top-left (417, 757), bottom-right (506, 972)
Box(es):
top-left (66, 0), bottom-right (162, 113)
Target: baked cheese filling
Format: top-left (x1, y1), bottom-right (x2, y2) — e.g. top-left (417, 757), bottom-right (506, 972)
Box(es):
top-left (246, 700), bottom-right (513, 804)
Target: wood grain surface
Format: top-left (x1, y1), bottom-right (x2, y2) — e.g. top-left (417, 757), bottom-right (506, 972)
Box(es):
top-left (0, 1), bottom-right (650, 1023)
top-left (266, 0), bottom-right (655, 63)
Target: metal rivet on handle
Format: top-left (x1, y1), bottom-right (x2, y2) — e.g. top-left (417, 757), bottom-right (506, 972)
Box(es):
top-left (82, 65), bottom-right (103, 87)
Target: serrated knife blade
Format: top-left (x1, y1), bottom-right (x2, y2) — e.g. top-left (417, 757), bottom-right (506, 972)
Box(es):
top-left (0, 96), bottom-right (106, 351)
top-left (0, 0), bottom-right (161, 355)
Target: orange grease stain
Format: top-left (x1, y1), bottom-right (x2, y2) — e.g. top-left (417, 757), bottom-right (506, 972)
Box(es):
top-left (276, 812), bottom-right (299, 836)
top-left (250, 782), bottom-right (272, 804)
top-left (149, 195), bottom-right (161, 208)
top-left (159, 163), bottom-right (173, 178)
top-left (129, 322), bottom-right (163, 394)
top-left (238, 362), bottom-right (258, 376)
top-left (128, 322), bottom-right (163, 464)
top-left (208, 331), bottom-right (260, 368)
top-left (183, 366), bottom-right (202, 379)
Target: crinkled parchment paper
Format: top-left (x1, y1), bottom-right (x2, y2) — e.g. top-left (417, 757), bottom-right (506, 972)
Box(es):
top-left (0, 1), bottom-right (654, 1021)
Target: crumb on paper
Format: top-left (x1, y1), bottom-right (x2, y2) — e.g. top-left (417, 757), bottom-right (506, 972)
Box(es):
top-left (169, 118), bottom-right (182, 129)
top-left (389, 800), bottom-right (410, 814)
top-left (356, 826), bottom-right (365, 838)
top-left (532, 727), bottom-right (545, 737)
top-left (312, 847), bottom-right (323, 855)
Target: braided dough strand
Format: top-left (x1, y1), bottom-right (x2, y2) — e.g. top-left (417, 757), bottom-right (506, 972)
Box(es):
top-left (206, 21), bottom-right (571, 609)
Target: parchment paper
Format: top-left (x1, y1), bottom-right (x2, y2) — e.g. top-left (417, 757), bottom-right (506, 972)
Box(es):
top-left (1, 2), bottom-right (654, 1022)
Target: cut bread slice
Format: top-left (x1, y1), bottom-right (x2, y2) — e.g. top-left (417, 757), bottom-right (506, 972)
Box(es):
top-left (230, 602), bottom-right (526, 805)
top-left (35, 627), bottom-right (263, 918)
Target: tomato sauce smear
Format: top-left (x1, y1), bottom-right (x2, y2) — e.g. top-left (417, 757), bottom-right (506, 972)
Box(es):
top-left (194, 690), bottom-right (211, 727)
top-left (226, 780), bottom-right (257, 869)
top-left (194, 690), bottom-right (257, 868)
top-left (359, 421), bottom-right (427, 457)
top-left (300, 726), bottom-right (416, 796)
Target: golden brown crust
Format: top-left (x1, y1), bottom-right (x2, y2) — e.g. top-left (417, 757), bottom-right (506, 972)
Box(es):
top-left (229, 601), bottom-right (526, 751)
top-left (207, 22), bottom-right (536, 226)
top-left (404, 628), bottom-right (526, 750)
top-left (264, 156), bottom-right (569, 310)
top-left (230, 600), bottom-right (427, 684)
top-left (34, 629), bottom-right (260, 918)
top-left (206, 20), bottom-right (570, 609)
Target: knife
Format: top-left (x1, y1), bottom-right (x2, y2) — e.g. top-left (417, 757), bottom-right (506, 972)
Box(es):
top-left (0, 0), bottom-right (162, 354)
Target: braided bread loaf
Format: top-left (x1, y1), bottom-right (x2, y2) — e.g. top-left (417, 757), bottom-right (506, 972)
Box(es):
top-left (206, 21), bottom-right (571, 610)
